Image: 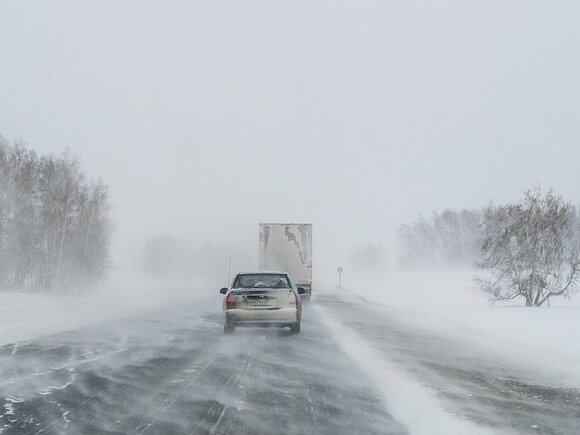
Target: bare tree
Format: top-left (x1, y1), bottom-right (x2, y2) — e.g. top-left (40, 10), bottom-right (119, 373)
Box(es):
top-left (0, 136), bottom-right (111, 292)
top-left (475, 189), bottom-right (580, 306)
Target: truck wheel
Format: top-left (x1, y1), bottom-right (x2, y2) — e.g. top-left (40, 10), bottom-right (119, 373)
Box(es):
top-left (290, 324), bottom-right (301, 335)
top-left (224, 324), bottom-right (235, 334)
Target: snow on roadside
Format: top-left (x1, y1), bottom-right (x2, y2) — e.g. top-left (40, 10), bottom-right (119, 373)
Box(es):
top-left (339, 269), bottom-right (580, 388)
top-left (315, 304), bottom-right (497, 435)
top-left (0, 275), bottom-right (220, 346)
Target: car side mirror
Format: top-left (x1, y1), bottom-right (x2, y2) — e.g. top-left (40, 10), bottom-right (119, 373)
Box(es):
top-left (297, 287), bottom-right (306, 295)
top-left (219, 288), bottom-right (228, 294)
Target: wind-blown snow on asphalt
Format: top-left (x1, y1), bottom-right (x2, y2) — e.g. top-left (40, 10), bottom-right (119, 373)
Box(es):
top-left (2, 280), bottom-right (580, 434)
top-left (316, 304), bottom-right (494, 435)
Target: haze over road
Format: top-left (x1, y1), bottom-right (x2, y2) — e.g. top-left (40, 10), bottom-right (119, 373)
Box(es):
top-left (1, 291), bottom-right (578, 435)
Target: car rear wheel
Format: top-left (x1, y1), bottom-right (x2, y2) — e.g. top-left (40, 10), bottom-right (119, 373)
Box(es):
top-left (224, 323), bottom-right (235, 334)
top-left (289, 324), bottom-right (300, 334)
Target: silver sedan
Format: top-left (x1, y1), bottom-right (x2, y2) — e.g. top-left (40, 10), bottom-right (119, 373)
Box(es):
top-left (219, 271), bottom-right (306, 334)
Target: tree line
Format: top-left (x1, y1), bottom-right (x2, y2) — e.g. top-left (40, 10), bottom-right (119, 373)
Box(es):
top-left (397, 209), bottom-right (484, 268)
top-left (398, 190), bottom-right (580, 306)
top-left (0, 137), bottom-right (111, 292)
top-left (142, 237), bottom-right (230, 278)
top-left (141, 237), bottom-right (255, 287)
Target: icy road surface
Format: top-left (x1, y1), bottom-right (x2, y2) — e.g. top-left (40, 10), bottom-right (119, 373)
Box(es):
top-left (1, 292), bottom-right (579, 434)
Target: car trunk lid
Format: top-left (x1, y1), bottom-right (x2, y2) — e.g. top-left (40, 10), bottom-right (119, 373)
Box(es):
top-left (233, 289), bottom-right (295, 310)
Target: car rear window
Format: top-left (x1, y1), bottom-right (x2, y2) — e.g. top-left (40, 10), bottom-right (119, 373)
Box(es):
top-left (234, 274), bottom-right (291, 289)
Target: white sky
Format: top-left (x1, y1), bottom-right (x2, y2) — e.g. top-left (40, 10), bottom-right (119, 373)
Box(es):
top-left (1, 1), bottom-right (579, 271)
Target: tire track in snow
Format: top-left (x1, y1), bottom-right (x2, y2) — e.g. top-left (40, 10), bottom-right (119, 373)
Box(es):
top-left (134, 352), bottom-right (217, 434)
top-left (194, 337), bottom-right (266, 435)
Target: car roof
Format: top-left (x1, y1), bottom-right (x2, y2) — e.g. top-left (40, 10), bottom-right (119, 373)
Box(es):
top-left (236, 270), bottom-right (289, 275)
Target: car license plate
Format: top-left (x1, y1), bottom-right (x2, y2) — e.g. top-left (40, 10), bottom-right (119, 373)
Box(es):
top-left (248, 299), bottom-right (272, 306)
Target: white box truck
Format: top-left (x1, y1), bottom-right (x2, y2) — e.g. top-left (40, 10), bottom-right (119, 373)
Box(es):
top-left (259, 223), bottom-right (313, 300)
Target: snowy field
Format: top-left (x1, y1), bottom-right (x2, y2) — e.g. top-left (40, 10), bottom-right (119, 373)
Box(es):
top-left (0, 274), bottom-right (220, 347)
top-left (341, 270), bottom-right (580, 388)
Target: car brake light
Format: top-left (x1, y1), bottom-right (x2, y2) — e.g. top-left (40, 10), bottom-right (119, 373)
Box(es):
top-left (226, 292), bottom-right (237, 309)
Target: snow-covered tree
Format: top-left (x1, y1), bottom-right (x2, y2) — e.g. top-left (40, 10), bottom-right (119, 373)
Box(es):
top-left (475, 189), bottom-right (580, 306)
top-left (0, 136), bottom-right (111, 292)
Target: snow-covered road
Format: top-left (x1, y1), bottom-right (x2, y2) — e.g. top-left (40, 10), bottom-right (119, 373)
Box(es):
top-left (1, 292), bottom-right (578, 434)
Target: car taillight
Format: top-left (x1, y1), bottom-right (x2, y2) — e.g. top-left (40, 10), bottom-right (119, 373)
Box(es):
top-left (226, 292), bottom-right (237, 309)
top-left (290, 292), bottom-right (298, 305)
